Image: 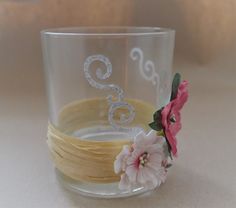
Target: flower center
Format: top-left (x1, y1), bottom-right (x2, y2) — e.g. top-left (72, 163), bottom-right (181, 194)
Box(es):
top-left (138, 152), bottom-right (149, 168)
top-left (169, 114), bottom-right (176, 124)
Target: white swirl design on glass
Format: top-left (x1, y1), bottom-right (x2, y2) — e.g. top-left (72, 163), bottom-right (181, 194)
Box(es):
top-left (84, 55), bottom-right (135, 130)
top-left (130, 48), bottom-right (160, 103)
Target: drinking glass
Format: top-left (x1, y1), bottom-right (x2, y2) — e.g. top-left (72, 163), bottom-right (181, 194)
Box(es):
top-left (41, 27), bottom-right (175, 198)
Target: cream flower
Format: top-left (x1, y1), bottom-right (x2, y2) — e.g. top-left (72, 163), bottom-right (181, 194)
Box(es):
top-left (114, 130), bottom-right (168, 190)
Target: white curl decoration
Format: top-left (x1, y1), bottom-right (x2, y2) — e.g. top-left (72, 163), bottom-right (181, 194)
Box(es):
top-left (84, 54), bottom-right (135, 130)
top-left (130, 48), bottom-right (161, 103)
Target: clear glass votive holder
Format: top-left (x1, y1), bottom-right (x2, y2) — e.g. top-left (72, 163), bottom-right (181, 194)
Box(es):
top-left (41, 27), bottom-right (175, 198)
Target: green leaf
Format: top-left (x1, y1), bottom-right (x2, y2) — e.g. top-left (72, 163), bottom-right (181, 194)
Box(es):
top-left (149, 121), bottom-right (163, 131)
top-left (150, 109), bottom-right (164, 131)
top-left (157, 129), bottom-right (165, 137)
top-left (153, 108), bottom-right (163, 121)
top-left (149, 122), bottom-right (158, 130)
top-left (171, 73), bottom-right (181, 101)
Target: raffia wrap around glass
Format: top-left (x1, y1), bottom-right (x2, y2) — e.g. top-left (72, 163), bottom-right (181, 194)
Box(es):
top-left (47, 98), bottom-right (155, 183)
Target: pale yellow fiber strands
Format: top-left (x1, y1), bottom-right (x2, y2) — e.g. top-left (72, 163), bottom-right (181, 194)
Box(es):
top-left (47, 98), bottom-right (155, 183)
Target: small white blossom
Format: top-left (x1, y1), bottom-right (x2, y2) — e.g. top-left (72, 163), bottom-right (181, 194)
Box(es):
top-left (114, 130), bottom-right (168, 190)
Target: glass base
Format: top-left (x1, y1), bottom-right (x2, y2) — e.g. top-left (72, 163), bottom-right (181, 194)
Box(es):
top-left (72, 125), bottom-right (144, 141)
top-left (56, 169), bottom-right (149, 198)
top-left (55, 125), bottom-right (149, 198)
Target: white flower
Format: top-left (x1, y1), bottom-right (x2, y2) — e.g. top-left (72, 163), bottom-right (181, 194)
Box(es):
top-left (114, 145), bottom-right (131, 174)
top-left (114, 130), bottom-right (168, 190)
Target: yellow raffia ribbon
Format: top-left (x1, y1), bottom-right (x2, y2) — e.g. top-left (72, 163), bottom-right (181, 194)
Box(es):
top-left (47, 98), bottom-right (155, 183)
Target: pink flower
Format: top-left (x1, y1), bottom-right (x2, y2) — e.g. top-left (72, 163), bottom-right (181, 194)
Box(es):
top-left (161, 80), bottom-right (189, 157)
top-left (114, 130), bottom-right (168, 190)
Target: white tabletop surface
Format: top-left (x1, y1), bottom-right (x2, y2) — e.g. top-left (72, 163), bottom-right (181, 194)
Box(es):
top-left (0, 59), bottom-right (235, 208)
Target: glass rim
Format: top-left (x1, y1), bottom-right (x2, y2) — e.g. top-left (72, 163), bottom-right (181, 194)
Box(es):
top-left (41, 26), bottom-right (175, 37)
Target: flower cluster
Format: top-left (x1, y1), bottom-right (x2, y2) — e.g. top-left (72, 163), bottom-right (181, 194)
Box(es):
top-left (149, 73), bottom-right (189, 157)
top-left (114, 131), bottom-right (168, 190)
top-left (114, 73), bottom-right (188, 190)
